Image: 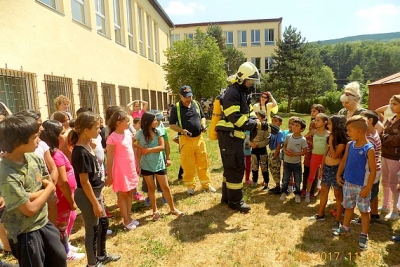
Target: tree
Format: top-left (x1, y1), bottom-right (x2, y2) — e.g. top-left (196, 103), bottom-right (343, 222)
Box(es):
top-left (316, 65), bottom-right (336, 93)
top-left (266, 25), bottom-right (321, 112)
top-left (162, 28), bottom-right (226, 99)
top-left (347, 65), bottom-right (365, 84)
top-left (206, 24), bottom-right (246, 75)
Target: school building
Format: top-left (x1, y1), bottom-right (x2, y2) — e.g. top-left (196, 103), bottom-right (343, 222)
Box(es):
top-left (171, 18), bottom-right (283, 74)
top-left (0, 0), bottom-right (173, 119)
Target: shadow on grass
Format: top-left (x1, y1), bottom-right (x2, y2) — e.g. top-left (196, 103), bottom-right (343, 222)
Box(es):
top-left (167, 201), bottom-right (249, 243)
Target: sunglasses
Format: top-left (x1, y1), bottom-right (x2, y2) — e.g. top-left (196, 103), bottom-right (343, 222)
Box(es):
top-left (344, 92), bottom-right (355, 97)
top-left (261, 95), bottom-right (268, 99)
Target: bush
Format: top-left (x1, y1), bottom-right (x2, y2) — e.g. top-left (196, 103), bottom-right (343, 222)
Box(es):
top-left (285, 91), bottom-right (343, 115)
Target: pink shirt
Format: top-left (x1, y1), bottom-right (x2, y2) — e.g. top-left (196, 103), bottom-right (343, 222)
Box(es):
top-left (131, 109), bottom-right (145, 119)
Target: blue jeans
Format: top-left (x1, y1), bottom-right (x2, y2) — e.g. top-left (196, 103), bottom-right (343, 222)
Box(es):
top-left (282, 162), bottom-right (302, 195)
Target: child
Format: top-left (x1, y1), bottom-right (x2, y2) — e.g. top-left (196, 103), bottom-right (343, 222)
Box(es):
top-left (332, 116), bottom-right (376, 250)
top-left (350, 110), bottom-right (382, 224)
top-left (268, 115), bottom-right (284, 194)
top-left (40, 120), bottom-right (85, 261)
top-left (243, 130), bottom-right (252, 185)
top-left (282, 116), bottom-right (297, 192)
top-left (280, 118), bottom-right (308, 203)
top-left (69, 111), bottom-right (120, 266)
top-left (134, 112), bottom-right (184, 221)
top-left (305, 113), bottom-right (329, 203)
top-left (250, 110), bottom-right (270, 190)
top-left (0, 115), bottom-right (67, 266)
top-left (301, 104), bottom-right (325, 198)
top-left (309, 115), bottom-right (347, 232)
top-left (105, 110), bottom-right (140, 230)
top-left (380, 94), bottom-right (400, 221)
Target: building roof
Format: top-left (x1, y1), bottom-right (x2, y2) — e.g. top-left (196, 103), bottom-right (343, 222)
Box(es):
top-left (369, 72), bottom-right (400, 85)
top-left (174, 18), bottom-right (283, 28)
top-left (149, 0), bottom-right (174, 28)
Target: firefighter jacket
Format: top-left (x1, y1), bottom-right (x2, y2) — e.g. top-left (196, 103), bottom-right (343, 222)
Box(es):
top-left (216, 83), bottom-right (257, 139)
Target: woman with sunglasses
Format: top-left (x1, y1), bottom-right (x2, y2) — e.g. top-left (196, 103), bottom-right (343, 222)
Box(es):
top-left (338, 82), bottom-right (366, 118)
top-left (127, 100), bottom-right (148, 119)
top-left (253, 91), bottom-right (278, 123)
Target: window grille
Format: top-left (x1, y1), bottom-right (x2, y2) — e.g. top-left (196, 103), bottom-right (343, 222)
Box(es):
top-left (44, 74), bottom-right (75, 117)
top-left (78, 80), bottom-right (99, 115)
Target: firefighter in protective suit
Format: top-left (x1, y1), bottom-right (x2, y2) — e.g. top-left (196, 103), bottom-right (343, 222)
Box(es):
top-left (216, 62), bottom-right (278, 212)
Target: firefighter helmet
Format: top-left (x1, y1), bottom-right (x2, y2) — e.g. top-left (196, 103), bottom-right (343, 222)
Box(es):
top-left (236, 62), bottom-right (260, 85)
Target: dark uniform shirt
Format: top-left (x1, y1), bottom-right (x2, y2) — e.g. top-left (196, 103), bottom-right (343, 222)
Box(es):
top-left (169, 100), bottom-right (205, 137)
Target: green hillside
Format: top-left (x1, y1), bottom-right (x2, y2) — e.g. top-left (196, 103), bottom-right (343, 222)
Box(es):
top-left (313, 32), bottom-right (400, 45)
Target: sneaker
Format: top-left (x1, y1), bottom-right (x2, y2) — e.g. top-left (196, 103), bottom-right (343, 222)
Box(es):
top-left (187, 188), bottom-right (195, 195)
top-left (358, 234), bottom-right (368, 250)
top-left (228, 202), bottom-right (251, 213)
top-left (391, 235), bottom-right (400, 242)
top-left (309, 214), bottom-right (325, 221)
top-left (133, 192), bottom-right (145, 202)
top-left (280, 193), bottom-right (287, 201)
top-left (123, 221), bottom-right (137, 230)
top-left (385, 212), bottom-right (400, 220)
top-left (300, 189), bottom-right (306, 198)
top-left (331, 221), bottom-right (341, 231)
top-left (106, 229), bottom-right (113, 235)
top-left (378, 206), bottom-right (390, 213)
top-left (262, 185), bottom-right (269, 191)
top-left (332, 226), bottom-right (350, 237)
top-left (68, 243), bottom-right (80, 252)
top-left (305, 194), bottom-right (310, 203)
top-left (295, 195), bottom-right (301, 203)
top-left (144, 197), bottom-right (151, 207)
top-left (268, 186), bottom-right (281, 195)
top-left (105, 209), bottom-right (113, 218)
top-left (67, 251), bottom-right (86, 260)
top-left (351, 218), bottom-right (361, 225)
top-left (131, 220), bottom-right (140, 226)
top-left (207, 185), bottom-right (217, 193)
top-left (245, 180), bottom-right (254, 185)
top-left (98, 254), bottom-right (121, 265)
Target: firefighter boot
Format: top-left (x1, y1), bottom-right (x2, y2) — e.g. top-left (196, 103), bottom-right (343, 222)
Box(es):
top-left (221, 181), bottom-right (228, 204)
top-left (227, 188), bottom-right (251, 213)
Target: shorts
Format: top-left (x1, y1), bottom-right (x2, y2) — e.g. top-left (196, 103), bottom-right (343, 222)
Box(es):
top-left (321, 164), bottom-right (340, 187)
top-left (342, 181), bottom-right (371, 213)
top-left (141, 169), bottom-right (167, 176)
top-left (370, 181), bottom-right (380, 201)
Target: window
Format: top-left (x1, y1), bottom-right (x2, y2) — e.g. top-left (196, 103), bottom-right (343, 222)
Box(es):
top-left (251, 57), bottom-right (261, 73)
top-left (131, 87), bottom-right (140, 101)
top-left (95, 0), bottom-right (106, 35)
top-left (265, 57), bottom-right (274, 71)
top-left (101, 83), bottom-right (116, 114)
top-left (150, 90), bottom-right (157, 110)
top-left (0, 68), bottom-right (39, 114)
top-left (224, 31), bottom-right (233, 46)
top-left (137, 6), bottom-right (145, 56)
top-left (157, 91), bottom-right (163, 111)
top-left (251, 29), bottom-right (261, 46)
top-left (185, 33), bottom-right (194, 39)
top-left (141, 89), bottom-right (149, 103)
top-left (113, 0), bottom-right (122, 43)
top-left (78, 80), bottom-right (99, 115)
top-left (170, 34), bottom-right (180, 46)
top-left (119, 86), bottom-right (130, 107)
top-left (163, 92), bottom-right (168, 111)
top-left (154, 23), bottom-right (159, 64)
top-left (44, 75), bottom-right (75, 117)
top-left (126, 0), bottom-right (136, 51)
top-left (238, 30), bottom-right (247, 47)
top-left (265, 29), bottom-right (275, 45)
top-left (146, 15), bottom-right (153, 60)
top-left (71, 0), bottom-right (86, 24)
top-left (36, 0), bottom-right (61, 11)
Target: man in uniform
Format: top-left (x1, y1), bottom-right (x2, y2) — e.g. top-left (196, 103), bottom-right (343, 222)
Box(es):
top-left (216, 62), bottom-right (278, 212)
top-left (169, 85), bottom-right (216, 195)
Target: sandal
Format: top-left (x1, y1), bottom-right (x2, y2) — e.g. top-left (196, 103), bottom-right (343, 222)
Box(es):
top-left (171, 209), bottom-right (185, 217)
top-left (152, 212), bottom-right (160, 221)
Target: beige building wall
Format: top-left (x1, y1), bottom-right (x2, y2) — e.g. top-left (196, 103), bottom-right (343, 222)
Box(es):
top-left (171, 18), bottom-right (282, 73)
top-left (0, 0), bottom-right (173, 119)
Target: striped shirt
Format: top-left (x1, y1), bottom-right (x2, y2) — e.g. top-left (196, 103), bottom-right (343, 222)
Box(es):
top-left (367, 130), bottom-right (381, 171)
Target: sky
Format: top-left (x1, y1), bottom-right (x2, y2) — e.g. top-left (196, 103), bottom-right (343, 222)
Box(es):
top-left (157, 0), bottom-right (400, 42)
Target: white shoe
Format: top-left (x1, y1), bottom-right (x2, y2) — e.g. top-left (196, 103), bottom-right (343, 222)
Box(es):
top-left (187, 188), bottom-right (195, 195)
top-left (207, 185), bottom-right (217, 193)
top-left (280, 193), bottom-right (287, 201)
top-left (67, 251), bottom-right (85, 261)
top-left (385, 212), bottom-right (400, 220)
top-left (305, 195), bottom-right (310, 203)
top-left (295, 195), bottom-right (301, 203)
top-left (106, 229), bottom-right (113, 235)
top-left (378, 206), bottom-right (390, 213)
top-left (68, 242), bottom-right (80, 252)
top-left (131, 220), bottom-right (140, 226)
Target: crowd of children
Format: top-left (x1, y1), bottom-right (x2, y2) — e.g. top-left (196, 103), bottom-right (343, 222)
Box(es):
top-left (0, 90), bottom-right (400, 267)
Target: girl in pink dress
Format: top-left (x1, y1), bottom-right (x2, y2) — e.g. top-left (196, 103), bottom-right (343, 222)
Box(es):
top-left (126, 100), bottom-right (148, 119)
top-left (40, 120), bottom-right (85, 260)
top-left (106, 110), bottom-right (140, 230)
